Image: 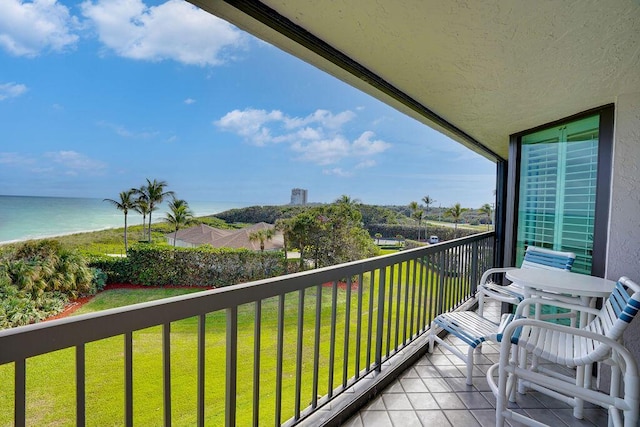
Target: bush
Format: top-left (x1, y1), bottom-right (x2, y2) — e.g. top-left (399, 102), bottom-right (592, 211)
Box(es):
top-left (87, 254), bottom-right (134, 284)
top-left (0, 278), bottom-right (69, 329)
top-left (367, 224), bottom-right (479, 242)
top-left (90, 268), bottom-right (108, 294)
top-left (88, 244), bottom-right (284, 287)
top-left (1, 239), bottom-right (94, 298)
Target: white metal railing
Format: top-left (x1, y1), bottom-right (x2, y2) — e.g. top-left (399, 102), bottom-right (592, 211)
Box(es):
top-left (0, 232), bottom-right (495, 427)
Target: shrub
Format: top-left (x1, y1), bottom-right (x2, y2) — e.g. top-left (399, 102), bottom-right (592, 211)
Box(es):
top-left (90, 268), bottom-right (108, 294)
top-left (2, 240), bottom-right (94, 298)
top-left (367, 224), bottom-right (479, 242)
top-left (88, 244), bottom-right (284, 287)
top-left (0, 279), bottom-right (69, 329)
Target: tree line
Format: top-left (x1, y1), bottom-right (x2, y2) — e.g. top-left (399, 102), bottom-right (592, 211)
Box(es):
top-left (407, 195), bottom-right (494, 239)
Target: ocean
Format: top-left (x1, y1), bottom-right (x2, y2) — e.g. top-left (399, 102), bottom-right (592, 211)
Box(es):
top-left (0, 195), bottom-right (240, 244)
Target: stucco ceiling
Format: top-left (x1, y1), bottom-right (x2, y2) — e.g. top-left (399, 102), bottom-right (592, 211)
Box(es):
top-left (190, 0), bottom-right (640, 161)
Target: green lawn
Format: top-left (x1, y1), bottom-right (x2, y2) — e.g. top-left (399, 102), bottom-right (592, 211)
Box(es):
top-left (0, 261), bottom-right (466, 426)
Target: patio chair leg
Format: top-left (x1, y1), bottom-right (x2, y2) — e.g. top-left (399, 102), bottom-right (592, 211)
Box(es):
top-left (574, 365), bottom-right (585, 419)
top-left (496, 352), bottom-right (511, 427)
top-left (466, 346), bottom-right (475, 385)
top-left (428, 321), bottom-right (435, 353)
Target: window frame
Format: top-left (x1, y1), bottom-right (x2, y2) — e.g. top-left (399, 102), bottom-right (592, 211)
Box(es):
top-left (504, 104), bottom-right (613, 277)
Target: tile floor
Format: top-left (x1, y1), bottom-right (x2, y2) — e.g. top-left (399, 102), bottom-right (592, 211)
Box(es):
top-left (342, 301), bottom-right (610, 427)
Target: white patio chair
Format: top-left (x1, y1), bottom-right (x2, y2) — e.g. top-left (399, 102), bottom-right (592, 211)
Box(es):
top-left (427, 246), bottom-right (576, 385)
top-left (477, 246), bottom-right (576, 317)
top-left (488, 276), bottom-right (640, 427)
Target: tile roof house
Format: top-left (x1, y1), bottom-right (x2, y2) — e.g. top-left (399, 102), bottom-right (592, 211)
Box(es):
top-left (166, 222), bottom-right (284, 251)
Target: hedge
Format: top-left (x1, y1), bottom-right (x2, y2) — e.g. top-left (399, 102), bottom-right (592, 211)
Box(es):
top-left (366, 224), bottom-right (478, 242)
top-left (88, 244), bottom-right (284, 288)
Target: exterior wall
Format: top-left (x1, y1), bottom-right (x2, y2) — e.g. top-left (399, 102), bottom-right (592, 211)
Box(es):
top-left (607, 92), bottom-right (640, 361)
top-left (290, 188), bottom-right (308, 205)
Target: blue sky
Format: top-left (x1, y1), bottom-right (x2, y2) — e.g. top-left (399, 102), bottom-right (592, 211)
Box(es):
top-left (0, 0), bottom-right (495, 208)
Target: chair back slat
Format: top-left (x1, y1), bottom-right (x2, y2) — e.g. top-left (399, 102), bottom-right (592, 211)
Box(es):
top-left (589, 277), bottom-right (640, 344)
top-left (521, 246), bottom-right (575, 271)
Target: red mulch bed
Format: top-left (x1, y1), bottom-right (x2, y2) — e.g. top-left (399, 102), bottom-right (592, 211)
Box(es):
top-left (46, 281), bottom-right (357, 321)
top-left (44, 283), bottom-right (215, 321)
top-left (322, 281), bottom-right (359, 290)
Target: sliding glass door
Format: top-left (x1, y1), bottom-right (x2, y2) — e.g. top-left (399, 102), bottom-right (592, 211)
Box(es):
top-left (515, 115), bottom-right (599, 274)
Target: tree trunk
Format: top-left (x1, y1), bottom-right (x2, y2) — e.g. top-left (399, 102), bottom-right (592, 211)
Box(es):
top-left (148, 209), bottom-right (153, 242)
top-left (124, 213), bottom-right (128, 253)
top-left (142, 213), bottom-right (147, 240)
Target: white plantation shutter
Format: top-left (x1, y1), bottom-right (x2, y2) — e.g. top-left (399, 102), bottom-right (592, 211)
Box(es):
top-left (516, 115), bottom-right (599, 275)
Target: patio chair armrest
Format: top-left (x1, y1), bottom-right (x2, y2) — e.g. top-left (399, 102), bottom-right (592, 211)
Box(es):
top-left (478, 282), bottom-right (523, 304)
top-left (514, 297), bottom-right (600, 318)
top-left (499, 318), bottom-right (639, 375)
top-left (480, 267), bottom-right (518, 286)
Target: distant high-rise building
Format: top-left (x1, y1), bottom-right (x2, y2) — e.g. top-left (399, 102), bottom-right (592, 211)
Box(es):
top-left (290, 188), bottom-right (308, 205)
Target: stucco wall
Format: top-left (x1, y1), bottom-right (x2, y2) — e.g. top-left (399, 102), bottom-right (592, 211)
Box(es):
top-left (607, 91), bottom-right (640, 366)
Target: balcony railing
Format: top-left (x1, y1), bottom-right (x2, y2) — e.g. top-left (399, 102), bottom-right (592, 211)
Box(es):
top-left (0, 232), bottom-right (495, 427)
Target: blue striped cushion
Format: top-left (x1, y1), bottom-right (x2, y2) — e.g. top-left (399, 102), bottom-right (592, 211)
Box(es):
top-left (523, 250), bottom-right (574, 270)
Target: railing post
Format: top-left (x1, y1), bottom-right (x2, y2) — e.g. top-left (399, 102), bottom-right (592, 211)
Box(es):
top-left (15, 359), bottom-right (25, 427)
top-left (312, 284), bottom-right (322, 407)
top-left (198, 314), bottom-right (206, 427)
top-left (375, 267), bottom-right (386, 372)
top-left (470, 241), bottom-right (479, 295)
top-left (163, 323), bottom-right (172, 427)
top-left (76, 345), bottom-right (85, 427)
top-left (437, 251), bottom-right (446, 316)
top-left (252, 302), bottom-right (261, 427)
top-left (275, 295), bottom-right (285, 426)
top-left (125, 332), bottom-right (133, 427)
top-left (225, 306), bottom-right (238, 427)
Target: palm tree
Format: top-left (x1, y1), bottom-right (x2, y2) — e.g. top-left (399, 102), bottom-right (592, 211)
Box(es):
top-left (422, 195), bottom-right (436, 237)
top-left (479, 203), bottom-right (493, 230)
top-left (132, 185), bottom-right (150, 241)
top-left (275, 218), bottom-right (292, 266)
top-left (249, 228), bottom-right (275, 253)
top-left (165, 198), bottom-right (194, 247)
top-left (335, 194), bottom-right (360, 206)
top-left (144, 178), bottom-right (174, 242)
top-left (104, 189), bottom-right (136, 252)
top-left (408, 201), bottom-right (424, 241)
top-left (444, 202), bottom-right (469, 237)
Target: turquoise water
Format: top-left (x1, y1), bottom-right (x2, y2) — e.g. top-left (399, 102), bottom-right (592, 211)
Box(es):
top-left (0, 195), bottom-right (240, 243)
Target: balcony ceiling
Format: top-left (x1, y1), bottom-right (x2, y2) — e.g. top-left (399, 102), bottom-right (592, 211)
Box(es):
top-left (190, 0), bottom-right (640, 161)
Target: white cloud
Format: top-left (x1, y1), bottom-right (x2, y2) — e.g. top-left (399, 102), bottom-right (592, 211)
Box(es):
top-left (352, 131), bottom-right (391, 156)
top-left (291, 136), bottom-right (351, 165)
top-left (2, 150), bottom-right (107, 176)
top-left (97, 120), bottom-right (157, 138)
top-left (283, 109), bottom-right (355, 130)
top-left (184, 98), bottom-right (196, 105)
top-left (323, 168), bottom-right (353, 177)
top-left (0, 82), bottom-right (28, 100)
top-left (215, 108), bottom-right (392, 167)
top-left (355, 159), bottom-right (377, 169)
top-left (45, 150), bottom-right (107, 173)
top-left (0, 0), bottom-right (78, 57)
top-left (81, 0), bottom-right (246, 66)
top-left (215, 109), bottom-right (284, 146)
top-left (0, 152), bottom-right (35, 166)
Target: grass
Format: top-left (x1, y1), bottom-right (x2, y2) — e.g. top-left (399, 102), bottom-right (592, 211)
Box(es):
top-left (8, 216), bottom-right (238, 256)
top-left (0, 259), bottom-right (468, 426)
